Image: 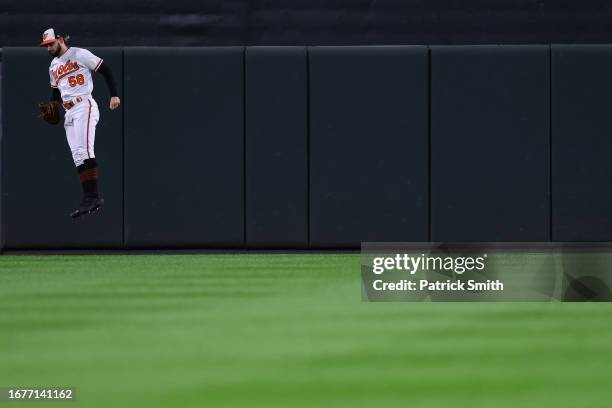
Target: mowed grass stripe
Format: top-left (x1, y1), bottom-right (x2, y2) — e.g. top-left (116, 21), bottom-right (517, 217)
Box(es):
top-left (1, 254), bottom-right (612, 408)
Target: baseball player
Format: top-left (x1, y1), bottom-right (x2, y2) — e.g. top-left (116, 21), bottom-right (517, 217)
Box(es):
top-left (38, 28), bottom-right (120, 218)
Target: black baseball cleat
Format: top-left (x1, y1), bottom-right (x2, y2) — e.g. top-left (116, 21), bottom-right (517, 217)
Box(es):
top-left (70, 196), bottom-right (105, 218)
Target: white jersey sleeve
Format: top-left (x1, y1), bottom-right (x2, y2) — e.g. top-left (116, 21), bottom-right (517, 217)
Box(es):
top-left (77, 48), bottom-right (103, 72)
top-left (49, 67), bottom-right (58, 88)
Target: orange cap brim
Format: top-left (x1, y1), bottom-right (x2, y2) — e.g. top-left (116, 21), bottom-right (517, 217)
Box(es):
top-left (39, 38), bottom-right (57, 46)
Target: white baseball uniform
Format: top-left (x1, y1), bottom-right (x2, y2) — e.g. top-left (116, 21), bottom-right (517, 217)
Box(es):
top-left (49, 47), bottom-right (103, 166)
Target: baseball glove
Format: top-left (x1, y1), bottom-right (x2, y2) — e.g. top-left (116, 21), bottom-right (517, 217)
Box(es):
top-left (37, 101), bottom-right (61, 125)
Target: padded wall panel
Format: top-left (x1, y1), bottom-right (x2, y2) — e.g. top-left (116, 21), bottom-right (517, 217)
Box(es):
top-left (245, 47), bottom-right (308, 247)
top-left (552, 45), bottom-right (612, 241)
top-left (124, 47), bottom-right (244, 247)
top-left (431, 45), bottom-right (550, 241)
top-left (309, 46), bottom-right (429, 247)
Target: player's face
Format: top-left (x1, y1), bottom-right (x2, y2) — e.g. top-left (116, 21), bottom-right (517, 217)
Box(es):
top-left (47, 41), bottom-right (61, 57)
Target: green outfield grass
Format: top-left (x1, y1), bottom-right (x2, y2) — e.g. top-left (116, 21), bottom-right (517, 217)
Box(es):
top-left (1, 254), bottom-right (611, 407)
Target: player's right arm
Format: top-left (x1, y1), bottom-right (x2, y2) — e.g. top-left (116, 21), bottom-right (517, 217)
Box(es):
top-left (50, 87), bottom-right (61, 102)
top-left (48, 64), bottom-right (60, 102)
top-left (38, 67), bottom-right (62, 125)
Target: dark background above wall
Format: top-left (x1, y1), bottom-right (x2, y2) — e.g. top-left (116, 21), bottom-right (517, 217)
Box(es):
top-left (2, 1), bottom-right (612, 46)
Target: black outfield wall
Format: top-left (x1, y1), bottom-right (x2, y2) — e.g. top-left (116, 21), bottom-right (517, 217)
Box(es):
top-left (2, 45), bottom-right (612, 249)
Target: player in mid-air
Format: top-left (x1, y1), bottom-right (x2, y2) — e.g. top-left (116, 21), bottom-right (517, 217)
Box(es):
top-left (38, 28), bottom-right (121, 218)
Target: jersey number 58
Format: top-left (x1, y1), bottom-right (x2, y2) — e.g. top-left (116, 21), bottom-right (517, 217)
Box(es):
top-left (68, 74), bottom-right (85, 87)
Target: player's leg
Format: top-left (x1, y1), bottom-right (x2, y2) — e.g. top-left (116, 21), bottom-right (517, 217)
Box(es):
top-left (68, 100), bottom-right (103, 218)
top-left (64, 110), bottom-right (81, 165)
top-left (85, 99), bottom-right (100, 161)
top-left (76, 99), bottom-right (101, 200)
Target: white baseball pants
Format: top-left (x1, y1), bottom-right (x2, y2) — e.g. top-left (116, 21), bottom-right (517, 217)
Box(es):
top-left (63, 96), bottom-right (100, 166)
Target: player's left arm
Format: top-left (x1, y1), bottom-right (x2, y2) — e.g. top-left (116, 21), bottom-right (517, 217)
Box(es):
top-left (79, 48), bottom-right (121, 110)
top-left (96, 62), bottom-right (121, 110)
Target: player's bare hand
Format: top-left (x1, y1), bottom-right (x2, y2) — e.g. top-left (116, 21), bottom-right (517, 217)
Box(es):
top-left (110, 96), bottom-right (121, 110)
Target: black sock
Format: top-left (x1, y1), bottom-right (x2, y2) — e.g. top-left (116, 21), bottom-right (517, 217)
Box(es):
top-left (77, 158), bottom-right (99, 198)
